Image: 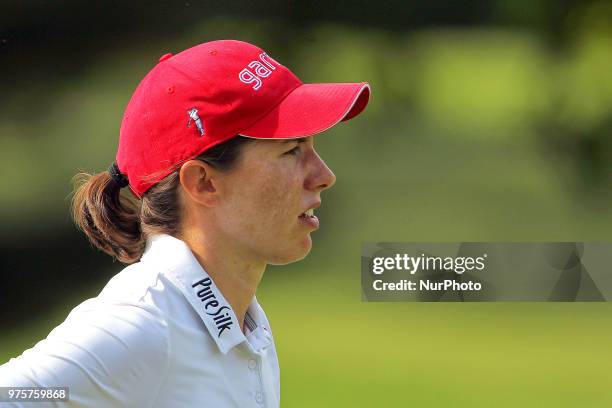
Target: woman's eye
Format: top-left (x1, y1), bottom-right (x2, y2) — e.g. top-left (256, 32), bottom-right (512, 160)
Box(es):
top-left (284, 146), bottom-right (300, 156)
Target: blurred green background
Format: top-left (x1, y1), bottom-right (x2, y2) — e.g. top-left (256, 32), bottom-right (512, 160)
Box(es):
top-left (2, 1), bottom-right (612, 406)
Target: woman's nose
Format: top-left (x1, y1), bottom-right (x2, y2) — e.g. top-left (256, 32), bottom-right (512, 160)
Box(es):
top-left (305, 152), bottom-right (336, 192)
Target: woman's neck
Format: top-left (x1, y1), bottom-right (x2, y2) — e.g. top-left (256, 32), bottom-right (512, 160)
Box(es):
top-left (180, 229), bottom-right (266, 333)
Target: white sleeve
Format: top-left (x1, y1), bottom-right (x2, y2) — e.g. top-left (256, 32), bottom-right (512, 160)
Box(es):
top-left (0, 300), bottom-right (170, 408)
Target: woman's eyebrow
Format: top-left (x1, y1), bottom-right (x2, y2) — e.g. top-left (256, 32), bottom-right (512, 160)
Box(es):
top-left (280, 138), bottom-right (308, 145)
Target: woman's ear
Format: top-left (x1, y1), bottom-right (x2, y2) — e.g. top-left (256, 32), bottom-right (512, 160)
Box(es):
top-left (179, 160), bottom-right (220, 207)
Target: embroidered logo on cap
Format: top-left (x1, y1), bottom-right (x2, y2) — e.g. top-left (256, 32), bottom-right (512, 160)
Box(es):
top-left (192, 277), bottom-right (234, 336)
top-left (187, 108), bottom-right (205, 136)
top-left (238, 52), bottom-right (277, 91)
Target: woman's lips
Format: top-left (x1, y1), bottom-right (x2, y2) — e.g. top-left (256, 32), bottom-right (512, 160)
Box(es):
top-left (298, 213), bottom-right (320, 229)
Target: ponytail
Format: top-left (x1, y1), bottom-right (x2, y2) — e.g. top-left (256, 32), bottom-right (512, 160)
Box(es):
top-left (70, 135), bottom-right (254, 264)
top-left (71, 171), bottom-right (143, 264)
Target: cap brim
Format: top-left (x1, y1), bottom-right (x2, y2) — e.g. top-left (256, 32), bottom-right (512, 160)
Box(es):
top-left (238, 82), bottom-right (370, 139)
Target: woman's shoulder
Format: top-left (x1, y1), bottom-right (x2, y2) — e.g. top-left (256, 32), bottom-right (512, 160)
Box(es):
top-left (96, 259), bottom-right (173, 305)
top-left (0, 287), bottom-right (170, 406)
top-left (60, 260), bottom-right (175, 345)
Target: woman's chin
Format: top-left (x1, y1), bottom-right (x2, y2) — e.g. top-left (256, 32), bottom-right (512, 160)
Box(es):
top-left (267, 234), bottom-right (312, 265)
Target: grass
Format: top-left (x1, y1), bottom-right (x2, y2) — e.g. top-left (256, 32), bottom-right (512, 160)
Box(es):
top-left (2, 260), bottom-right (612, 407)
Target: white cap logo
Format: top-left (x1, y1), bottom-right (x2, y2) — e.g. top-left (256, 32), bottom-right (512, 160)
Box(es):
top-left (239, 52), bottom-right (277, 91)
top-left (187, 108), bottom-right (205, 136)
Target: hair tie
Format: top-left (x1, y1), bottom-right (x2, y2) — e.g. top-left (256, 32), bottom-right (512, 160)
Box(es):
top-left (108, 162), bottom-right (129, 188)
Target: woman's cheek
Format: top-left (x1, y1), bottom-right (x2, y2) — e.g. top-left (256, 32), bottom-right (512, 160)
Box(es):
top-left (258, 185), bottom-right (289, 221)
top-left (241, 162), bottom-right (301, 228)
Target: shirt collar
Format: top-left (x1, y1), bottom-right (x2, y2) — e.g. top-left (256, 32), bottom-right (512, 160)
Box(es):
top-left (141, 234), bottom-right (267, 354)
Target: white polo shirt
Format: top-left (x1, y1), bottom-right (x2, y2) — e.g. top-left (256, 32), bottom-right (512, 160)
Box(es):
top-left (0, 234), bottom-right (280, 407)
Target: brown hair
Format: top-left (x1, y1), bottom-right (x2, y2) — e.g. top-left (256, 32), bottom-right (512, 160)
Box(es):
top-left (71, 136), bottom-right (254, 264)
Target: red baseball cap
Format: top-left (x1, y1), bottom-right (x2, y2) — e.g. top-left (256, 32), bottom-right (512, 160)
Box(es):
top-left (117, 39), bottom-right (371, 197)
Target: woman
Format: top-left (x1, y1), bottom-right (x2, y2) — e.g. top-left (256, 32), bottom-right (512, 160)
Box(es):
top-left (0, 39), bottom-right (370, 407)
